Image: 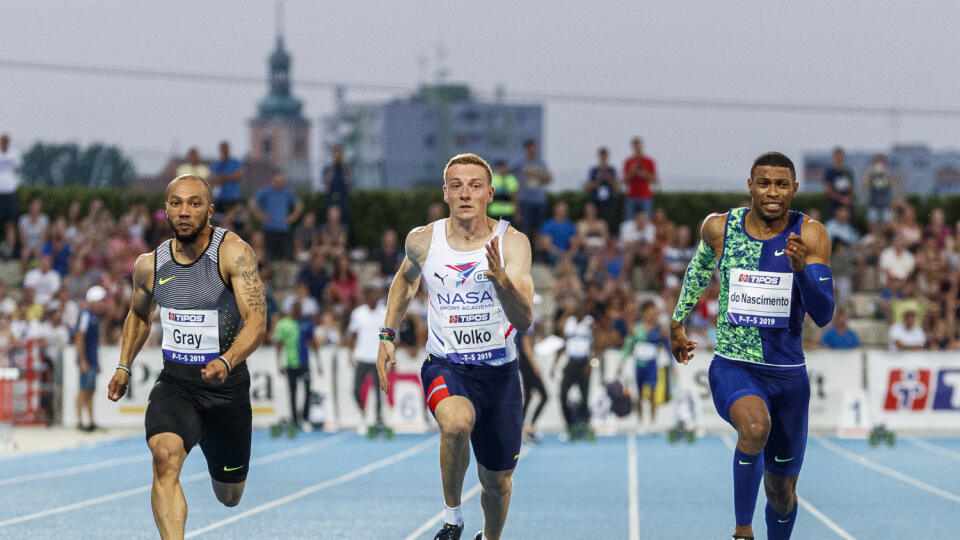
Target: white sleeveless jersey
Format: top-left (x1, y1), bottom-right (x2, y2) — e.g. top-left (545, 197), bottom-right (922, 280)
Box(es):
top-left (422, 218), bottom-right (517, 366)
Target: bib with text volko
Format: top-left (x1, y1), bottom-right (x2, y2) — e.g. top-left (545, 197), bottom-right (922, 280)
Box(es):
top-left (160, 307), bottom-right (221, 364)
top-left (440, 307), bottom-right (506, 365)
top-left (726, 268), bottom-right (793, 328)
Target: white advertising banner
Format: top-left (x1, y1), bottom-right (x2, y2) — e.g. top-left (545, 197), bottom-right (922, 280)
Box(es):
top-left (805, 349), bottom-right (864, 430)
top-left (62, 345), bottom-right (430, 432)
top-left (866, 351), bottom-right (960, 431)
top-left (671, 349), bottom-right (864, 432)
top-left (62, 345), bottom-right (900, 435)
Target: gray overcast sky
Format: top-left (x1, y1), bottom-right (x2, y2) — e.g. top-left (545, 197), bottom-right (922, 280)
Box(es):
top-left (3, 0), bottom-right (960, 191)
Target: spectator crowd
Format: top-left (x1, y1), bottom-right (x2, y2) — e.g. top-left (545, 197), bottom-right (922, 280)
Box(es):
top-left (0, 130), bottom-right (954, 429)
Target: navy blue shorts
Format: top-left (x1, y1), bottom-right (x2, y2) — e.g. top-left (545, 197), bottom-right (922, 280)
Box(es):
top-left (708, 356), bottom-right (809, 476)
top-left (635, 362), bottom-right (658, 391)
top-left (421, 356), bottom-right (522, 472)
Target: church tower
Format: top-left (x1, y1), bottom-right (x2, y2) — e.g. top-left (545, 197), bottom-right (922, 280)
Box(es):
top-left (248, 7), bottom-right (311, 187)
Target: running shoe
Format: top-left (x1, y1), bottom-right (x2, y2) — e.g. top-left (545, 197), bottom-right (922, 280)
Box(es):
top-left (473, 532), bottom-right (483, 540)
top-left (433, 522), bottom-right (463, 540)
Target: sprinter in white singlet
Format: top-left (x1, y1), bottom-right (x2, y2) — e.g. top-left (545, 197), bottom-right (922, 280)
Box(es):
top-left (377, 154), bottom-right (534, 540)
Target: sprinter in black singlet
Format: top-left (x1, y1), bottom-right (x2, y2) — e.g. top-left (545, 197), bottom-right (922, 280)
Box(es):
top-left (107, 174), bottom-right (267, 540)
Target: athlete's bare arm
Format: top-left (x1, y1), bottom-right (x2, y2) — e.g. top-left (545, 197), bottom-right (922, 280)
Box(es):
top-left (108, 252), bottom-right (157, 402)
top-left (484, 227), bottom-right (534, 332)
top-left (670, 212), bottom-right (726, 364)
top-left (785, 217), bottom-right (832, 271)
top-left (202, 233), bottom-right (267, 383)
top-left (376, 224), bottom-right (431, 392)
top-left (700, 212), bottom-right (727, 258)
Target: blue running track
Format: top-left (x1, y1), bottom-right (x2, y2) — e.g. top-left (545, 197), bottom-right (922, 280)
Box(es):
top-left (0, 431), bottom-right (957, 538)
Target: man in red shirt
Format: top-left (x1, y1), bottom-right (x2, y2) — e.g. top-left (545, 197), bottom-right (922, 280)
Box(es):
top-left (623, 137), bottom-right (658, 220)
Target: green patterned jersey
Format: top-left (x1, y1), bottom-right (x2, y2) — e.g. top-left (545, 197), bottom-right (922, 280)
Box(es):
top-left (716, 207), bottom-right (807, 365)
top-left (716, 208), bottom-right (764, 362)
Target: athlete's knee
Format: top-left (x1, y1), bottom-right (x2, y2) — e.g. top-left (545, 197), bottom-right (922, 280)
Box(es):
top-left (439, 411), bottom-right (474, 438)
top-left (764, 474), bottom-right (797, 514)
top-left (730, 396), bottom-right (770, 449)
top-left (436, 398), bottom-right (475, 438)
top-left (479, 470), bottom-right (513, 498)
top-left (150, 444), bottom-right (184, 481)
top-left (216, 492), bottom-right (242, 507)
top-left (734, 408), bottom-right (770, 451)
top-left (216, 487), bottom-right (244, 507)
top-left (737, 417), bottom-right (770, 445)
top-left (213, 481), bottom-right (244, 507)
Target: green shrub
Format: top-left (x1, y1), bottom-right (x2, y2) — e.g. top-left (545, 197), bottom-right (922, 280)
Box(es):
top-left (24, 186), bottom-right (958, 249)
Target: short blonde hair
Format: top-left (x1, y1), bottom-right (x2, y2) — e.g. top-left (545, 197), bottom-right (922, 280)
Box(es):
top-left (443, 153), bottom-right (493, 185)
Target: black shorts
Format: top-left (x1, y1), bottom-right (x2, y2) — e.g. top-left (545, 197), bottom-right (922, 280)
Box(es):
top-left (145, 369), bottom-right (252, 483)
top-left (0, 193), bottom-right (17, 225)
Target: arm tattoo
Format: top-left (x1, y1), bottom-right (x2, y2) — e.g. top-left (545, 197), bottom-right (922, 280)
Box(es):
top-left (235, 245), bottom-right (266, 316)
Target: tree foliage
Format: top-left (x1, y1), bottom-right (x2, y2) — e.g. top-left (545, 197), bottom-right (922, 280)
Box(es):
top-left (20, 142), bottom-right (135, 188)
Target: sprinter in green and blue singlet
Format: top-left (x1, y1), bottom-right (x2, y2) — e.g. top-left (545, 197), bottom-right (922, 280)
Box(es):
top-left (670, 152), bottom-right (835, 540)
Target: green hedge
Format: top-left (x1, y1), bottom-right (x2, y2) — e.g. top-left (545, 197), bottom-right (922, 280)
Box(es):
top-left (17, 186), bottom-right (165, 219)
top-left (17, 186), bottom-right (960, 250)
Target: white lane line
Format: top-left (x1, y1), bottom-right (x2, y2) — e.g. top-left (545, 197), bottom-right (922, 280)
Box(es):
top-left (628, 433), bottom-right (639, 540)
top-left (0, 432), bottom-right (352, 527)
top-left (403, 483), bottom-right (482, 540)
top-left (0, 454), bottom-right (151, 486)
top-left (250, 432), bottom-right (352, 466)
top-left (815, 436), bottom-right (960, 504)
top-left (0, 433), bottom-right (143, 462)
top-left (402, 444), bottom-right (534, 540)
top-left (904, 436), bottom-right (960, 461)
top-left (0, 475), bottom-right (184, 527)
top-left (186, 435), bottom-right (440, 538)
top-left (795, 499), bottom-right (856, 540)
top-left (722, 435), bottom-right (856, 539)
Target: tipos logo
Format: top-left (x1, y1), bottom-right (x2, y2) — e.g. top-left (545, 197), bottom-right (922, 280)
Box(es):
top-left (169, 312), bottom-right (205, 323)
top-left (449, 313), bottom-right (490, 324)
top-left (738, 273), bottom-right (780, 285)
top-left (884, 369), bottom-right (930, 410)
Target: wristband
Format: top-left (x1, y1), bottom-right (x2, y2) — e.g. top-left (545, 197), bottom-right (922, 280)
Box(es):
top-left (218, 356), bottom-right (232, 374)
top-left (378, 327), bottom-right (396, 342)
top-left (116, 365), bottom-right (131, 376)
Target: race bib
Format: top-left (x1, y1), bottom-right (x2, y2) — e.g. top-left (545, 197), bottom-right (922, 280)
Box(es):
top-left (726, 268), bottom-right (793, 328)
top-left (160, 307), bottom-right (221, 364)
top-left (834, 176), bottom-right (852, 192)
top-left (633, 342), bottom-right (658, 362)
top-left (441, 310), bottom-right (506, 364)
